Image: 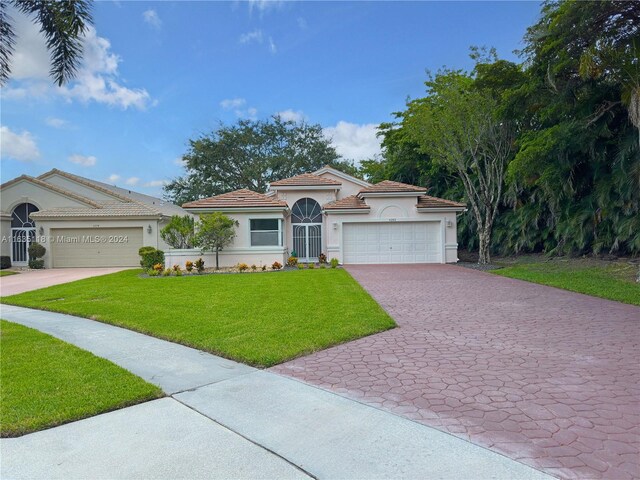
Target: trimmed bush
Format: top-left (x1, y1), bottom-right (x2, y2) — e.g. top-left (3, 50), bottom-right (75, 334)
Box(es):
top-left (28, 242), bottom-right (46, 269)
top-left (139, 248), bottom-right (164, 270)
top-left (330, 258), bottom-right (339, 268)
top-left (28, 259), bottom-right (45, 269)
top-left (0, 256), bottom-right (11, 269)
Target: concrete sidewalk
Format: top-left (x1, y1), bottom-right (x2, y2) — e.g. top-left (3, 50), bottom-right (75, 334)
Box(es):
top-left (1, 306), bottom-right (552, 479)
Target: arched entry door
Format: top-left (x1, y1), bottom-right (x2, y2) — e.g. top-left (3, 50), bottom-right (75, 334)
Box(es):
top-left (11, 203), bottom-right (39, 266)
top-left (291, 198), bottom-right (322, 262)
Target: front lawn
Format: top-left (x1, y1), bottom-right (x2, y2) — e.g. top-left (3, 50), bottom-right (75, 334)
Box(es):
top-left (1, 269), bottom-right (395, 367)
top-left (493, 256), bottom-right (640, 306)
top-left (0, 270), bottom-right (17, 277)
top-left (0, 320), bottom-right (163, 437)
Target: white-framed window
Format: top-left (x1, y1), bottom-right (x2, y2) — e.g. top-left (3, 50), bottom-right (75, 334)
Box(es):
top-left (250, 218), bottom-right (282, 247)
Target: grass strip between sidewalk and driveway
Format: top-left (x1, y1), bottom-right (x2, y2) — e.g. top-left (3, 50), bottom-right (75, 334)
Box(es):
top-left (0, 320), bottom-right (163, 437)
top-left (493, 257), bottom-right (640, 306)
top-left (1, 269), bottom-right (396, 367)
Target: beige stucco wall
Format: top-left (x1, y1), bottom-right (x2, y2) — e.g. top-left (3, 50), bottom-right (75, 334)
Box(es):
top-left (0, 214), bottom-right (11, 258)
top-left (188, 210), bottom-right (287, 268)
top-left (315, 171), bottom-right (364, 198)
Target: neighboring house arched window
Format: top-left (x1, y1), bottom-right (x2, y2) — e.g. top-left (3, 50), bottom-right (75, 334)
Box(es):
top-left (11, 203), bottom-right (38, 228)
top-left (291, 198), bottom-right (321, 224)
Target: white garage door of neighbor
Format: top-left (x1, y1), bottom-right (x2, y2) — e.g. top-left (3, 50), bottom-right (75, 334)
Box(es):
top-left (51, 227), bottom-right (143, 267)
top-left (343, 222), bottom-right (441, 264)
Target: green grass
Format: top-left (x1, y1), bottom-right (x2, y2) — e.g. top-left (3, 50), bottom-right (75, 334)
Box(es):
top-left (0, 320), bottom-right (163, 437)
top-left (493, 257), bottom-right (640, 305)
top-left (1, 269), bottom-right (395, 367)
top-left (0, 270), bottom-right (17, 277)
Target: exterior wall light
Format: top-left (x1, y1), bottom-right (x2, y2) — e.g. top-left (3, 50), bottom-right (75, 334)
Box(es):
top-left (38, 226), bottom-right (44, 235)
top-left (332, 222), bottom-right (338, 230)
top-left (147, 224), bottom-right (153, 234)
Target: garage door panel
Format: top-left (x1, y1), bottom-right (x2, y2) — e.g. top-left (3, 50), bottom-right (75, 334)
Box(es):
top-left (343, 222), bottom-right (441, 264)
top-left (51, 227), bottom-right (143, 267)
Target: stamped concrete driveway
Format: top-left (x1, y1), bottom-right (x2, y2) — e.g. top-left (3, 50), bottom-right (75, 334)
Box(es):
top-left (0, 268), bottom-right (127, 296)
top-left (272, 264), bottom-right (640, 480)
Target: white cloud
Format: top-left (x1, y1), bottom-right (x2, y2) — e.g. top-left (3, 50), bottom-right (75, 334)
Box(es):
top-left (144, 180), bottom-right (166, 187)
top-left (174, 157), bottom-right (186, 166)
top-left (68, 154), bottom-right (97, 166)
top-left (276, 109), bottom-right (305, 122)
top-left (248, 0), bottom-right (284, 13)
top-left (142, 9), bottom-right (162, 29)
top-left (220, 97), bottom-right (257, 119)
top-left (5, 10), bottom-right (152, 110)
top-left (323, 121), bottom-right (382, 162)
top-left (0, 125), bottom-right (40, 162)
top-left (107, 174), bottom-right (121, 183)
top-left (268, 37), bottom-right (277, 54)
top-left (220, 97), bottom-right (246, 109)
top-left (45, 117), bottom-right (69, 128)
top-left (239, 29), bottom-right (263, 45)
top-left (125, 177), bottom-right (139, 186)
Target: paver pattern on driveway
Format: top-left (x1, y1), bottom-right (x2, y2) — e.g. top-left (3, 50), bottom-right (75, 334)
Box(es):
top-left (0, 268), bottom-right (127, 296)
top-left (272, 264), bottom-right (640, 480)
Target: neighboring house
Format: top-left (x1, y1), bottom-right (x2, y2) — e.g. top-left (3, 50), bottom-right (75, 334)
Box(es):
top-left (178, 166), bottom-right (466, 267)
top-left (0, 169), bottom-right (189, 268)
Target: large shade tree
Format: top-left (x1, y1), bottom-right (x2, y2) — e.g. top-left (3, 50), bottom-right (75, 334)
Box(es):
top-left (164, 116), bottom-right (356, 205)
top-left (0, 0), bottom-right (92, 85)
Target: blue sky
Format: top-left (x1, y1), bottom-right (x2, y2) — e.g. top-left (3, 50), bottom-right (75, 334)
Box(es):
top-left (1, 1), bottom-right (541, 197)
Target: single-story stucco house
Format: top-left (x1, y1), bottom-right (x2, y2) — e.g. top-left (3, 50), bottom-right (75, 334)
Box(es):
top-left (171, 166), bottom-right (466, 268)
top-left (0, 169), bottom-right (188, 268)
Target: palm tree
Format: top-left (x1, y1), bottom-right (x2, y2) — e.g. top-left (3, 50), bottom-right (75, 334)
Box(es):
top-left (0, 0), bottom-right (92, 86)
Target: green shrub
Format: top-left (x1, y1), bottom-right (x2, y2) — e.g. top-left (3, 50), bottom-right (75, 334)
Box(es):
top-left (28, 242), bottom-right (46, 260)
top-left (287, 256), bottom-right (298, 267)
top-left (0, 256), bottom-right (11, 269)
top-left (140, 248), bottom-right (164, 270)
top-left (308, 263), bottom-right (315, 269)
top-left (297, 263), bottom-right (304, 270)
top-left (330, 258), bottom-right (339, 268)
top-left (175, 269), bottom-right (183, 277)
top-left (319, 263), bottom-right (326, 269)
top-left (148, 269), bottom-right (159, 277)
top-left (162, 268), bottom-right (172, 277)
top-left (28, 259), bottom-right (44, 269)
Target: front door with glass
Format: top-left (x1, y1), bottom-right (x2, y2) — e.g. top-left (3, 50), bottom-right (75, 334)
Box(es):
top-left (291, 198), bottom-right (322, 262)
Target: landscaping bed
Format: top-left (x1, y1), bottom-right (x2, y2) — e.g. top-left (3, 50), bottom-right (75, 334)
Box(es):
top-left (0, 320), bottom-right (162, 437)
top-left (1, 269), bottom-right (395, 367)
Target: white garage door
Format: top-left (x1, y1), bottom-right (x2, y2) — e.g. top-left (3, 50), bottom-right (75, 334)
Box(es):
top-left (51, 227), bottom-right (143, 267)
top-left (343, 222), bottom-right (441, 264)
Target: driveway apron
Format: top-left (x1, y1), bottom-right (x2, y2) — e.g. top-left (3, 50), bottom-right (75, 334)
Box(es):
top-left (272, 264), bottom-right (640, 480)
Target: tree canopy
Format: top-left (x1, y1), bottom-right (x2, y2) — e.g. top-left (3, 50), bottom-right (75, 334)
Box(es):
top-left (164, 116), bottom-right (356, 205)
top-left (370, 0), bottom-right (639, 258)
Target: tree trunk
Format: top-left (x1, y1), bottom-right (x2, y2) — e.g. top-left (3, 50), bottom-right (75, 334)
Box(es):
top-left (215, 249), bottom-right (219, 270)
top-left (478, 227), bottom-right (491, 265)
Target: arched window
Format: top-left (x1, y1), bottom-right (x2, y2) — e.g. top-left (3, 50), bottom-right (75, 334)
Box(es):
top-left (291, 198), bottom-right (322, 224)
top-left (11, 203), bottom-right (38, 228)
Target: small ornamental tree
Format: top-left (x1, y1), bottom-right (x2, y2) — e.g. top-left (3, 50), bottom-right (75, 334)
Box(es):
top-left (194, 213), bottom-right (238, 270)
top-left (160, 215), bottom-right (196, 249)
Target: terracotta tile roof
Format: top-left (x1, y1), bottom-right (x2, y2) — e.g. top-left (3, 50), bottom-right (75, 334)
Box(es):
top-left (182, 189), bottom-right (288, 209)
top-left (323, 195), bottom-right (370, 210)
top-left (417, 195), bottom-right (466, 209)
top-left (358, 180), bottom-right (427, 194)
top-left (30, 202), bottom-right (161, 218)
top-left (0, 175), bottom-right (102, 208)
top-left (270, 173), bottom-right (341, 187)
